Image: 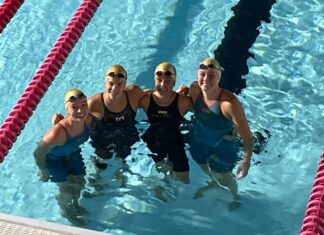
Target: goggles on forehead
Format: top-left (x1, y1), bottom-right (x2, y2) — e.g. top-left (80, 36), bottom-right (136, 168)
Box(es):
top-left (106, 72), bottom-right (126, 79)
top-left (65, 93), bottom-right (87, 103)
top-left (155, 71), bottom-right (176, 78)
top-left (199, 63), bottom-right (224, 71)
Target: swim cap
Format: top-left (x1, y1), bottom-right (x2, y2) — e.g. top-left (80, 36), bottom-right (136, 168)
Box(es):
top-left (200, 58), bottom-right (223, 78)
top-left (154, 62), bottom-right (177, 82)
top-left (105, 64), bottom-right (127, 80)
top-left (64, 88), bottom-right (86, 104)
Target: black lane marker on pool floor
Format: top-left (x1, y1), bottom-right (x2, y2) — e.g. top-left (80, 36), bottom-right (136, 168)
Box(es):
top-left (214, 0), bottom-right (277, 94)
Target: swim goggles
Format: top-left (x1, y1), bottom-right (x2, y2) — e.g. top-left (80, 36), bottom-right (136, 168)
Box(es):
top-left (106, 72), bottom-right (126, 79)
top-left (65, 93), bottom-right (87, 103)
top-left (199, 64), bottom-right (224, 71)
top-left (155, 71), bottom-right (176, 77)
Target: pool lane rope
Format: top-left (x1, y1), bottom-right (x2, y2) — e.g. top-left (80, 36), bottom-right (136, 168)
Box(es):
top-left (0, 0), bottom-right (25, 33)
top-left (301, 151), bottom-right (324, 235)
top-left (0, 0), bottom-right (102, 162)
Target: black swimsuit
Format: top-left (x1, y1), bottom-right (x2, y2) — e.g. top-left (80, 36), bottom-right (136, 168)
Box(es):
top-left (90, 92), bottom-right (139, 160)
top-left (142, 93), bottom-right (189, 172)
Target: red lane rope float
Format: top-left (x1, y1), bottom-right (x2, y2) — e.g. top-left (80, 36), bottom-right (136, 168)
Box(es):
top-left (0, 0), bottom-right (102, 162)
top-left (301, 151), bottom-right (324, 235)
top-left (0, 0), bottom-right (25, 33)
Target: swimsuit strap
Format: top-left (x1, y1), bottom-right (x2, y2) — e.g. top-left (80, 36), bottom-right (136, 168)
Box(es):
top-left (101, 91), bottom-right (134, 113)
top-left (100, 92), bottom-right (105, 109)
top-left (217, 88), bottom-right (223, 101)
top-left (125, 91), bottom-right (135, 113)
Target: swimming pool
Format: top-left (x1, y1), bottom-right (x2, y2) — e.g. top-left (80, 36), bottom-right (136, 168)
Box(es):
top-left (0, 0), bottom-right (323, 234)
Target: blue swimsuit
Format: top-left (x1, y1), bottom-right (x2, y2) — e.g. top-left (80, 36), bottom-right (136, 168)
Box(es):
top-left (189, 90), bottom-right (239, 173)
top-left (46, 123), bottom-right (89, 182)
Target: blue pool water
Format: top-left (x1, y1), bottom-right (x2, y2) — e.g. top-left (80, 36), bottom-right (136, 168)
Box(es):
top-left (0, 0), bottom-right (323, 234)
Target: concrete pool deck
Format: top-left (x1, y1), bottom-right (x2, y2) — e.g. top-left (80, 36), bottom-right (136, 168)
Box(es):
top-left (0, 213), bottom-right (111, 235)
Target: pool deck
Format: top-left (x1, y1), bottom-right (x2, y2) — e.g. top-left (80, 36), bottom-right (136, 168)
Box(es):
top-left (0, 213), bottom-right (111, 235)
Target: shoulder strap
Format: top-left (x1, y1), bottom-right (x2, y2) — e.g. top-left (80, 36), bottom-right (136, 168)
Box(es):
top-left (100, 92), bottom-right (105, 108)
top-left (217, 88), bottom-right (223, 100)
top-left (125, 91), bottom-right (136, 113)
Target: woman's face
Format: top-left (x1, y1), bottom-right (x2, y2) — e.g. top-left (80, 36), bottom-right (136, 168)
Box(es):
top-left (154, 72), bottom-right (175, 94)
top-left (154, 63), bottom-right (176, 94)
top-left (105, 76), bottom-right (126, 98)
top-left (197, 65), bottom-right (221, 92)
top-left (66, 95), bottom-right (88, 121)
top-left (105, 66), bottom-right (127, 98)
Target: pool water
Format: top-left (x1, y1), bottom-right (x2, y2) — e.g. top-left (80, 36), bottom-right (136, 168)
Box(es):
top-left (0, 0), bottom-right (323, 234)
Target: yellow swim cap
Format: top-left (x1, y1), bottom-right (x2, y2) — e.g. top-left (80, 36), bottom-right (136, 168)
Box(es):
top-left (64, 88), bottom-right (86, 104)
top-left (154, 62), bottom-right (177, 82)
top-left (200, 58), bottom-right (223, 78)
top-left (105, 64), bottom-right (127, 80)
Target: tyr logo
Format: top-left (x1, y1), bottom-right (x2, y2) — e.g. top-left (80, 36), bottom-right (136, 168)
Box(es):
top-left (115, 116), bottom-right (125, 122)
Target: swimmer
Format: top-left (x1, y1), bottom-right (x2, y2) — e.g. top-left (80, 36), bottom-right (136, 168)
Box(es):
top-left (140, 62), bottom-right (193, 184)
top-left (34, 88), bottom-right (92, 225)
top-left (183, 58), bottom-right (253, 199)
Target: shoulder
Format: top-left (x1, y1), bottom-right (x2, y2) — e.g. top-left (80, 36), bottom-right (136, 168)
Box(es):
top-left (220, 89), bottom-right (244, 114)
top-left (126, 84), bottom-right (143, 93)
top-left (177, 93), bottom-right (193, 114)
top-left (221, 89), bottom-right (240, 105)
top-left (88, 93), bottom-right (102, 105)
top-left (126, 84), bottom-right (144, 99)
top-left (88, 93), bottom-right (104, 119)
top-left (178, 93), bottom-right (192, 104)
top-left (42, 123), bottom-right (67, 146)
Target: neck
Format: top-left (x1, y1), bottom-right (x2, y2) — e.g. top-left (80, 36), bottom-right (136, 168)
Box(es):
top-left (104, 91), bottom-right (124, 102)
top-left (66, 117), bottom-right (84, 127)
top-left (203, 86), bottom-right (221, 100)
top-left (153, 90), bottom-right (175, 106)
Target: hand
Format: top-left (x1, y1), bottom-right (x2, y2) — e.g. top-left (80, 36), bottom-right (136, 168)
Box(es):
top-left (38, 170), bottom-right (50, 182)
top-left (176, 84), bottom-right (189, 95)
top-left (52, 113), bottom-right (64, 125)
top-left (236, 157), bottom-right (251, 179)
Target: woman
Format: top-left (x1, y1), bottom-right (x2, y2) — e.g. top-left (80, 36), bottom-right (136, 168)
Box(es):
top-left (88, 64), bottom-right (144, 169)
top-left (53, 64), bottom-right (144, 169)
top-left (188, 58), bottom-right (253, 198)
top-left (140, 62), bottom-right (193, 184)
top-left (34, 88), bottom-right (92, 224)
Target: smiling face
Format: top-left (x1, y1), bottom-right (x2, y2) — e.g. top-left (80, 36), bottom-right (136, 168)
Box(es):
top-left (105, 64), bottom-right (127, 98)
top-left (197, 58), bottom-right (223, 92)
top-left (65, 89), bottom-right (88, 121)
top-left (154, 62), bottom-right (176, 94)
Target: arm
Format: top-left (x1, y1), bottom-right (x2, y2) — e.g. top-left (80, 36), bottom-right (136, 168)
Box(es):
top-left (126, 84), bottom-right (145, 111)
top-left (88, 94), bottom-right (104, 120)
top-left (188, 81), bottom-right (201, 103)
top-left (178, 94), bottom-right (193, 116)
top-left (222, 98), bottom-right (253, 178)
top-left (34, 125), bottom-right (66, 181)
top-left (139, 93), bottom-right (150, 112)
